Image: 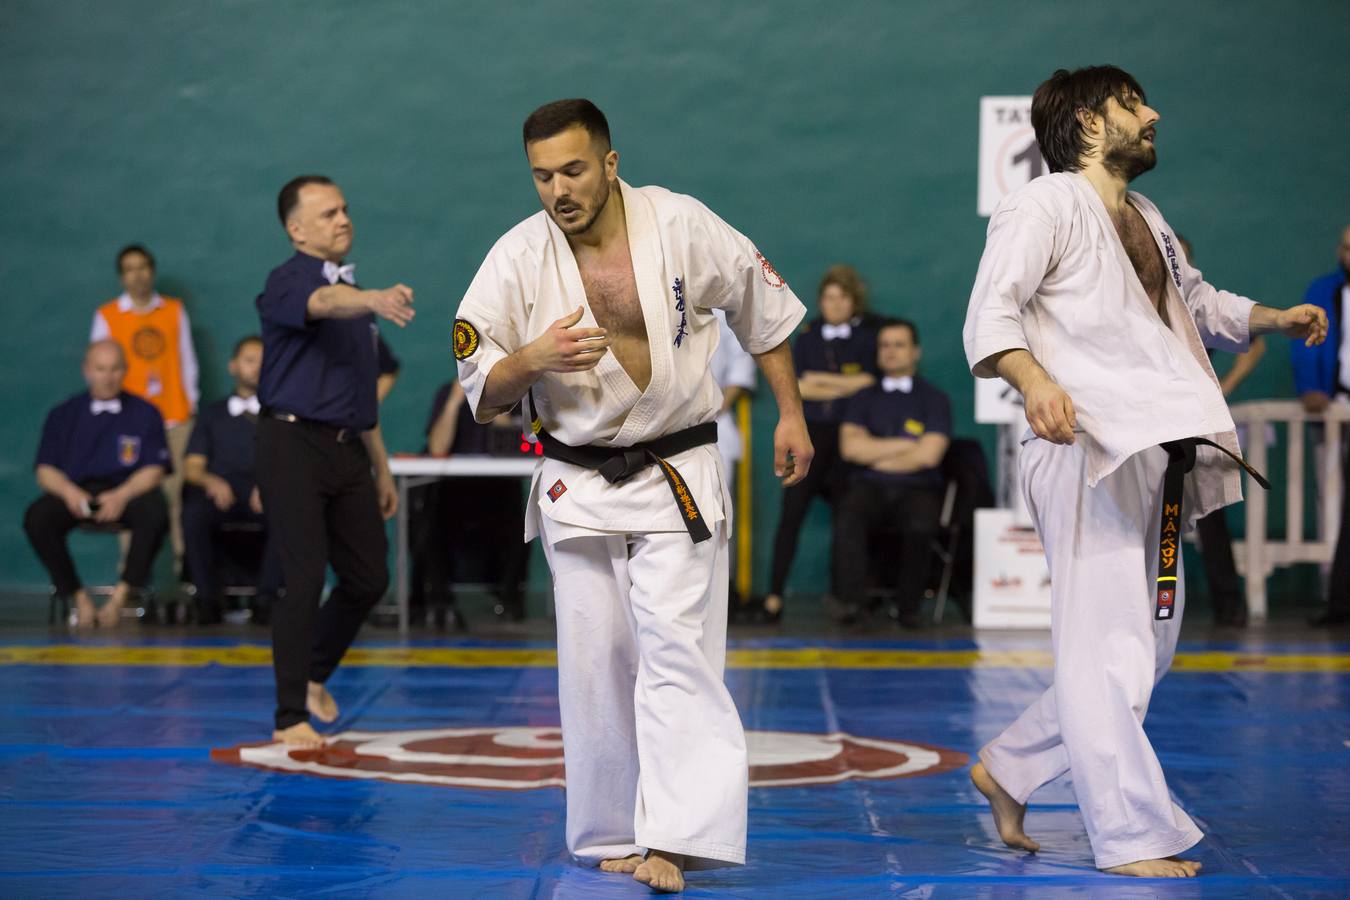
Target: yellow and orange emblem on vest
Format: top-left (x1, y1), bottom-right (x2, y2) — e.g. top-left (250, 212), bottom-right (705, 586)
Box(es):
top-left (453, 319), bottom-right (479, 361)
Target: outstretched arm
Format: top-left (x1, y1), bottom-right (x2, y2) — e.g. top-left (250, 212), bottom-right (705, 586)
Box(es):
top-left (1248, 304), bottom-right (1328, 346)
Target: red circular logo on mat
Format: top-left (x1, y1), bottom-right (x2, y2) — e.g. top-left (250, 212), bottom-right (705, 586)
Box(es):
top-left (212, 727), bottom-right (967, 790)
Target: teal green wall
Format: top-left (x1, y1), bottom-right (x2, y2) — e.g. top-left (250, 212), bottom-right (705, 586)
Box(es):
top-left (2, 1), bottom-right (1348, 597)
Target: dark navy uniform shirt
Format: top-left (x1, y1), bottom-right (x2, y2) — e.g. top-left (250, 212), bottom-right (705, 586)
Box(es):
top-left (256, 251), bottom-right (380, 430)
top-left (842, 376), bottom-right (952, 489)
top-left (35, 391), bottom-right (170, 485)
top-left (377, 335), bottom-right (401, 377)
top-left (186, 396), bottom-right (260, 495)
top-left (792, 317), bottom-right (880, 424)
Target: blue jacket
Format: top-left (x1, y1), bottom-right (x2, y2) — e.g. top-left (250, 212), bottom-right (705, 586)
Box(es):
top-left (1290, 269), bottom-right (1346, 396)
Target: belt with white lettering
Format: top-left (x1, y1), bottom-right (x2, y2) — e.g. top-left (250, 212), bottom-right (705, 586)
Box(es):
top-left (534, 422), bottom-right (717, 543)
top-left (1155, 438), bottom-right (1269, 620)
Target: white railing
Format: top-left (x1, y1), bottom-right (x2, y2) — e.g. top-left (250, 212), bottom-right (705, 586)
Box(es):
top-left (1230, 400), bottom-right (1350, 618)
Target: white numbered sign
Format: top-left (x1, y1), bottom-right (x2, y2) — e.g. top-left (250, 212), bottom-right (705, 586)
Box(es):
top-left (978, 96), bottom-right (1048, 216)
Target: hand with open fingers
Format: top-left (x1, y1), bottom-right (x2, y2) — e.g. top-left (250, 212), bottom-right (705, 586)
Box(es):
top-left (1023, 376), bottom-right (1077, 445)
top-left (774, 417), bottom-right (814, 486)
top-left (529, 306), bottom-right (610, 373)
top-left (370, 284), bottom-right (415, 327)
top-left (1278, 304), bottom-right (1329, 346)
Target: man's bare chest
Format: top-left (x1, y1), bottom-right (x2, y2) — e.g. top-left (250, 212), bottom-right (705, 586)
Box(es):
top-left (1115, 206), bottom-right (1169, 314)
top-left (580, 260), bottom-right (646, 339)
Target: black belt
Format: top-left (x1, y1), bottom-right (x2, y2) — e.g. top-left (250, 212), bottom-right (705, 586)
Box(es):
top-left (536, 421), bottom-right (718, 543)
top-left (261, 407), bottom-right (359, 443)
top-left (1154, 438), bottom-right (1269, 620)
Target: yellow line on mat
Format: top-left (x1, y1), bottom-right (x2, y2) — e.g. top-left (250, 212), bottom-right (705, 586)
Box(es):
top-left (0, 645), bottom-right (1346, 672)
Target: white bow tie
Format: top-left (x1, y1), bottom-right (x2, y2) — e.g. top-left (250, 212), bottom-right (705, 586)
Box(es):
top-left (228, 395), bottom-right (261, 417)
top-left (90, 398), bottom-right (122, 415)
top-left (820, 323), bottom-right (852, 341)
top-left (881, 376), bottom-right (913, 393)
top-left (322, 261), bottom-right (356, 285)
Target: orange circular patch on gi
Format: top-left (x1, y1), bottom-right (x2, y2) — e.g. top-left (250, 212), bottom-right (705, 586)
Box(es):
top-left (132, 326), bottom-right (166, 360)
top-left (452, 319), bottom-right (479, 360)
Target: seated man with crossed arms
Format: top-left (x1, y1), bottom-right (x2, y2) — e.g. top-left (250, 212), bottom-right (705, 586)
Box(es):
top-left (833, 318), bottom-right (952, 627)
top-left (24, 340), bottom-right (171, 627)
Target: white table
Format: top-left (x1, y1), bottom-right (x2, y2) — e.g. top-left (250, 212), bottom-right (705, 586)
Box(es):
top-left (386, 455), bottom-right (539, 633)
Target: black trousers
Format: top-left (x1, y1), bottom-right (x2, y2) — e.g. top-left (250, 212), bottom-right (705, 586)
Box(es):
top-left (1195, 507), bottom-right (1245, 622)
top-left (768, 421), bottom-right (842, 596)
top-left (256, 418), bottom-right (388, 730)
top-left (181, 485), bottom-right (283, 607)
top-left (1327, 437), bottom-right (1350, 615)
top-left (410, 477), bottom-right (527, 609)
top-left (832, 480), bottom-right (944, 617)
top-left (23, 481), bottom-right (168, 596)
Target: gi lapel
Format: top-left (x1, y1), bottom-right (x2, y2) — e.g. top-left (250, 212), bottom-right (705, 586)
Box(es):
top-left (545, 196), bottom-right (642, 412)
top-left (1132, 198), bottom-right (1227, 392)
top-left (613, 181), bottom-right (674, 446)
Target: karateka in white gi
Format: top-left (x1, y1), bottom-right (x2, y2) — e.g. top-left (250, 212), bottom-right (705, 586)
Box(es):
top-left (962, 66), bottom-right (1327, 878)
top-left (453, 99), bottom-right (812, 893)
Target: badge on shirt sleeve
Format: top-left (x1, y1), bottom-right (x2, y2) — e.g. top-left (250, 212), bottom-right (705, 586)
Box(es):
top-left (119, 435), bottom-right (141, 467)
top-left (453, 319), bottom-right (480, 360)
top-left (904, 419), bottom-right (925, 436)
top-left (754, 250), bottom-right (787, 289)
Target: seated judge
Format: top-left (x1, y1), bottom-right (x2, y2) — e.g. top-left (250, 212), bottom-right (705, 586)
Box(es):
top-left (182, 335), bottom-right (282, 624)
top-left (832, 319), bottom-right (952, 627)
top-left (24, 340), bottom-right (170, 627)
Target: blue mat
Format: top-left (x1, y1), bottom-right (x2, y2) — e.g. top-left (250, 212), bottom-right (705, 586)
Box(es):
top-left (0, 635), bottom-right (1346, 898)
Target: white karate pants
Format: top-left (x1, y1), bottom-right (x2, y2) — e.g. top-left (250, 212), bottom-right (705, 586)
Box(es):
top-left (541, 518), bottom-right (747, 869)
top-left (979, 438), bottom-right (1204, 869)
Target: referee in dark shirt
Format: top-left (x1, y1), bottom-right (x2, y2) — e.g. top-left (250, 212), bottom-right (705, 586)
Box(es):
top-left (255, 175), bottom-right (414, 748)
top-left (181, 335), bottom-right (281, 624)
top-left (760, 265), bottom-right (878, 621)
top-left (834, 319), bottom-right (952, 627)
top-left (25, 340), bottom-right (170, 628)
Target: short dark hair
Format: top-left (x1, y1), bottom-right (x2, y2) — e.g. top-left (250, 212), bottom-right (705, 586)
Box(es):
top-left (522, 99), bottom-right (611, 150)
top-left (116, 244), bottom-right (155, 273)
top-left (877, 317), bottom-right (919, 346)
top-left (232, 335), bottom-right (263, 358)
top-left (1032, 66), bottom-right (1147, 173)
top-left (277, 175), bottom-right (334, 225)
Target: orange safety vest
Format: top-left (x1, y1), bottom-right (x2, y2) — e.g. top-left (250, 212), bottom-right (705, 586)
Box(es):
top-left (96, 296), bottom-right (193, 425)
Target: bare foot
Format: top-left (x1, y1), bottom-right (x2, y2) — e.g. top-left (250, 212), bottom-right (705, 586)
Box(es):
top-left (95, 597), bottom-right (125, 628)
top-left (273, 721), bottom-right (326, 749)
top-left (971, 762), bottom-right (1040, 852)
top-left (633, 851), bottom-right (685, 893)
top-left (306, 681), bottom-right (339, 724)
top-left (73, 593), bottom-right (97, 629)
top-left (599, 854), bottom-right (643, 874)
top-left (1104, 858), bottom-right (1202, 877)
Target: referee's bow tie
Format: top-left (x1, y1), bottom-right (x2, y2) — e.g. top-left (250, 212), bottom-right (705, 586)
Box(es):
top-left (820, 323), bottom-right (852, 341)
top-left (881, 376), bottom-right (913, 393)
top-left (228, 395), bottom-right (261, 417)
top-left (90, 398), bottom-right (122, 415)
top-left (322, 261), bottom-right (356, 286)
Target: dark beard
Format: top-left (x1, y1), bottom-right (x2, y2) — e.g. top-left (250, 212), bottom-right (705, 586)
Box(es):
top-left (1101, 119), bottom-right (1156, 181)
top-left (554, 178), bottom-right (612, 236)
